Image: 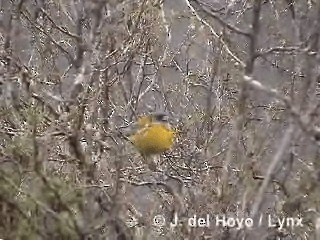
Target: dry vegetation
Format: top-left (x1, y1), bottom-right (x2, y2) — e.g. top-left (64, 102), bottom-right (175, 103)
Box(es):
top-left (1, 0), bottom-right (320, 239)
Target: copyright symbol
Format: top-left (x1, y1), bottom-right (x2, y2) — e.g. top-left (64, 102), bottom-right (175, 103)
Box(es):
top-left (153, 215), bottom-right (166, 227)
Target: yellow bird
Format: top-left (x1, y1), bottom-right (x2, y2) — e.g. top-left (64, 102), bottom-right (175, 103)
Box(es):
top-left (129, 112), bottom-right (175, 159)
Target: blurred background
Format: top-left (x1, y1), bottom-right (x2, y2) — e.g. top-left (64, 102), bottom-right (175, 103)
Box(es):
top-left (0, 0), bottom-right (320, 239)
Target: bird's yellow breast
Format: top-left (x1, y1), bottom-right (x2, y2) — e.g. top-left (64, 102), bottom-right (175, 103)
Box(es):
top-left (130, 123), bottom-right (175, 156)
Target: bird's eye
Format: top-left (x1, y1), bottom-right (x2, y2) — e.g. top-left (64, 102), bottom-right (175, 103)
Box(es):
top-left (155, 115), bottom-right (168, 122)
top-left (152, 112), bottom-right (169, 122)
top-left (161, 115), bottom-right (169, 122)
